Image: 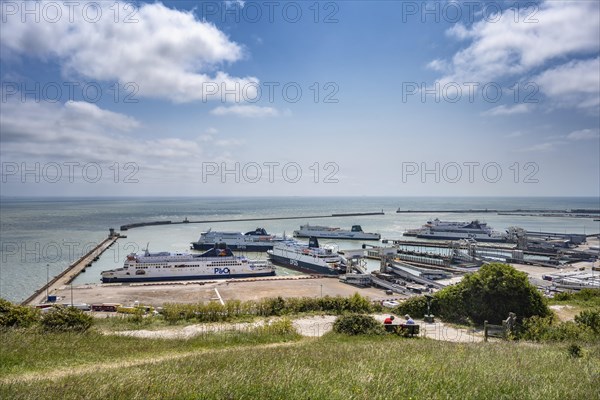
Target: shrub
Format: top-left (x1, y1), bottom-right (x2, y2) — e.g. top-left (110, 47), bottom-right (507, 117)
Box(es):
top-left (0, 298), bottom-right (40, 328)
top-left (254, 318), bottom-right (298, 336)
top-left (574, 309), bottom-right (600, 334)
top-left (333, 314), bottom-right (385, 336)
top-left (40, 305), bottom-right (93, 332)
top-left (567, 343), bottom-right (583, 358)
top-left (394, 296), bottom-right (428, 318)
top-left (521, 315), bottom-right (595, 342)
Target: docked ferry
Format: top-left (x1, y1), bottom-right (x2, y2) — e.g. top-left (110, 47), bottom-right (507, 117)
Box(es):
top-left (405, 219), bottom-right (507, 242)
top-left (101, 243), bottom-right (275, 283)
top-left (267, 237), bottom-right (347, 275)
top-left (293, 224), bottom-right (380, 240)
top-left (191, 228), bottom-right (283, 251)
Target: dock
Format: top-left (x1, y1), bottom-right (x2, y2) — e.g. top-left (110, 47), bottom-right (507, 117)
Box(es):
top-left (120, 211), bottom-right (385, 230)
top-left (22, 234), bottom-right (120, 306)
top-left (396, 208), bottom-right (599, 219)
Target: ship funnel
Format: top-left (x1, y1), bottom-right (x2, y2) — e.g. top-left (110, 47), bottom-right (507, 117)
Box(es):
top-left (308, 236), bottom-right (319, 248)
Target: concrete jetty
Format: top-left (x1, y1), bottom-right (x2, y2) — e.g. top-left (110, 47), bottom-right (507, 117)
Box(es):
top-left (22, 234), bottom-right (120, 306)
top-left (120, 211), bottom-right (385, 231)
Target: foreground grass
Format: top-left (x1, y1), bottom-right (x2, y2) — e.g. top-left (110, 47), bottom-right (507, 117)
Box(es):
top-left (0, 326), bottom-right (301, 377)
top-left (1, 332), bottom-right (599, 399)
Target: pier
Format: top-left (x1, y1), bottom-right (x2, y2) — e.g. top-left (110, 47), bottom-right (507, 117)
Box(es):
top-left (396, 208), bottom-right (599, 218)
top-left (120, 211), bottom-right (385, 231)
top-left (22, 233), bottom-right (120, 306)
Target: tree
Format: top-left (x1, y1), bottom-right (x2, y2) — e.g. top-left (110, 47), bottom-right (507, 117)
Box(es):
top-left (398, 263), bottom-right (550, 324)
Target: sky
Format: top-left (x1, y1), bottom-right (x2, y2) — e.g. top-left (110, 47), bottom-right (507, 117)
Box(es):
top-left (0, 0), bottom-right (599, 197)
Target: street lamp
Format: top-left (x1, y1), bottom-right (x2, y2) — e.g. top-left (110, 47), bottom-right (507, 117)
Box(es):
top-left (46, 263), bottom-right (50, 302)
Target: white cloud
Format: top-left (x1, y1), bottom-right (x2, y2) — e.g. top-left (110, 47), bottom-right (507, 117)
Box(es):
top-left (567, 129), bottom-right (600, 141)
top-left (225, 0), bottom-right (245, 8)
top-left (433, 1), bottom-right (599, 111)
top-left (482, 103), bottom-right (532, 116)
top-left (210, 105), bottom-right (279, 118)
top-left (517, 141), bottom-right (565, 153)
top-left (534, 58), bottom-right (600, 111)
top-left (0, 98), bottom-right (242, 182)
top-left (1, 1), bottom-right (257, 103)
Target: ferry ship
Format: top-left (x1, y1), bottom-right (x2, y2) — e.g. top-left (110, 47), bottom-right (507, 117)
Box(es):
top-left (191, 228), bottom-right (283, 251)
top-left (101, 243), bottom-right (275, 283)
top-left (267, 237), bottom-right (347, 275)
top-left (405, 219), bottom-right (507, 242)
top-left (293, 224), bottom-right (380, 240)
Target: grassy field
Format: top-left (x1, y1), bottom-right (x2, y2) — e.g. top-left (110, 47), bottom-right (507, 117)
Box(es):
top-left (1, 329), bottom-right (599, 400)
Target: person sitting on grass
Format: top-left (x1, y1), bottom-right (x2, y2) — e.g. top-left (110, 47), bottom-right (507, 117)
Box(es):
top-left (384, 315), bottom-right (395, 324)
top-left (404, 314), bottom-right (415, 325)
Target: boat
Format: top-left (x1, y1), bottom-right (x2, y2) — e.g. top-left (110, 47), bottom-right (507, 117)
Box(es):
top-left (101, 243), bottom-right (275, 283)
top-left (405, 219), bottom-right (507, 242)
top-left (191, 228), bottom-right (284, 251)
top-left (292, 224), bottom-right (380, 240)
top-left (267, 237), bottom-right (347, 275)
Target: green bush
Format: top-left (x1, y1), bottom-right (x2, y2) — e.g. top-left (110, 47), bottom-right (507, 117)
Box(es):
top-left (567, 343), bottom-right (583, 358)
top-left (574, 309), bottom-right (600, 334)
top-left (394, 296), bottom-right (428, 317)
top-left (521, 315), bottom-right (595, 342)
top-left (161, 294), bottom-right (376, 324)
top-left (333, 314), bottom-right (385, 336)
top-left (253, 318), bottom-right (298, 336)
top-left (0, 299), bottom-right (40, 328)
top-left (40, 306), bottom-right (93, 332)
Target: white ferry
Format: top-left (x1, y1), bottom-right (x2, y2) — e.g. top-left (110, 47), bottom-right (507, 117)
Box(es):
top-left (191, 228), bottom-right (283, 251)
top-left (267, 237), bottom-right (347, 275)
top-left (405, 219), bottom-right (507, 242)
top-left (101, 244), bottom-right (275, 283)
top-left (293, 224), bottom-right (380, 240)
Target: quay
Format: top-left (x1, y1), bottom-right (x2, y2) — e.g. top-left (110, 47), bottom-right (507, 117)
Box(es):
top-left (396, 208), bottom-right (599, 218)
top-left (22, 232), bottom-right (121, 306)
top-left (120, 211), bottom-right (385, 230)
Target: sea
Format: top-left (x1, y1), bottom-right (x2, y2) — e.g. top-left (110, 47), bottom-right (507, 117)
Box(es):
top-left (1, 196), bottom-right (599, 303)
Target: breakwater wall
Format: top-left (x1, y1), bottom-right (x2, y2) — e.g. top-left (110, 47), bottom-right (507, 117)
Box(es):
top-left (120, 211), bottom-right (385, 231)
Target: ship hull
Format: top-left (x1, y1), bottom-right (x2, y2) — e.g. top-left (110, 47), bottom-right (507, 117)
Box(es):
top-left (267, 253), bottom-right (341, 276)
top-left (102, 270), bottom-right (275, 283)
top-left (293, 232), bottom-right (380, 240)
top-left (192, 242), bottom-right (274, 251)
top-left (416, 233), bottom-right (506, 242)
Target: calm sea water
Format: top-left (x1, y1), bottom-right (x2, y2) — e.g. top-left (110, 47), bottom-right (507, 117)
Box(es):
top-left (1, 196), bottom-right (599, 303)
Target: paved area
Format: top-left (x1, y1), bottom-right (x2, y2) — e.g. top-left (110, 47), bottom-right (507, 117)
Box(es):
top-left (52, 276), bottom-right (404, 308)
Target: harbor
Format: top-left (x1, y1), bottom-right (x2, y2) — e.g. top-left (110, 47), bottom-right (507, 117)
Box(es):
top-left (5, 200), bottom-right (597, 308)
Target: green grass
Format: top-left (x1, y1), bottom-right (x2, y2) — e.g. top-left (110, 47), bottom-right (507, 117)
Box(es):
top-left (1, 331), bottom-right (599, 399)
top-left (0, 325), bottom-right (301, 377)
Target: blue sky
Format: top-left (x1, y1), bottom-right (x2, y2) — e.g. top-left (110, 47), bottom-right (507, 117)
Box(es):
top-left (1, 0), bottom-right (599, 196)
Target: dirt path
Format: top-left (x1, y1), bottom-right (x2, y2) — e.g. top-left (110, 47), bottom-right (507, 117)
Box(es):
top-left (113, 314), bottom-right (485, 342)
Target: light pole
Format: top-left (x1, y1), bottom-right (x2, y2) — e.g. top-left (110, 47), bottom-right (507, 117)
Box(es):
top-left (46, 263), bottom-right (50, 302)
